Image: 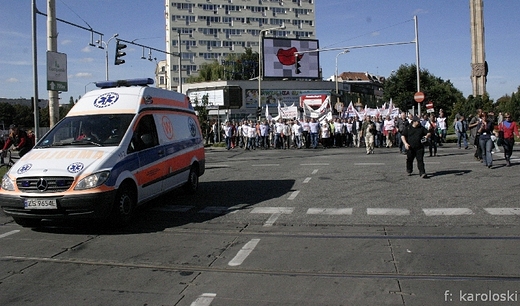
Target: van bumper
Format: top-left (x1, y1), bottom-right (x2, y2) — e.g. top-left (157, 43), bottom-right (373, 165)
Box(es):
top-left (0, 190), bottom-right (117, 220)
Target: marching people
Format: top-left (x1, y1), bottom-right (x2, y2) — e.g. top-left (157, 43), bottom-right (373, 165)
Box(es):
top-left (320, 119), bottom-right (332, 148)
top-left (425, 114), bottom-right (438, 157)
top-left (455, 115), bottom-right (469, 149)
top-left (497, 112), bottom-right (519, 167)
top-left (383, 115), bottom-right (395, 147)
top-left (396, 111), bottom-right (409, 154)
top-left (292, 119), bottom-right (303, 149)
top-left (436, 109), bottom-right (447, 144)
top-left (309, 118), bottom-right (320, 149)
top-left (401, 116), bottom-right (431, 178)
top-left (302, 118), bottom-right (310, 149)
top-left (477, 112), bottom-right (494, 168)
top-left (362, 116), bottom-right (377, 154)
top-left (468, 109), bottom-right (483, 161)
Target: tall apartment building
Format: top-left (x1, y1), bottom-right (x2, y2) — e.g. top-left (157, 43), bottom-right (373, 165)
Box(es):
top-left (164, 0), bottom-right (316, 91)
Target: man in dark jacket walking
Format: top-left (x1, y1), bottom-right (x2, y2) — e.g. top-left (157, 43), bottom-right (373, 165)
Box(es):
top-left (401, 116), bottom-right (431, 178)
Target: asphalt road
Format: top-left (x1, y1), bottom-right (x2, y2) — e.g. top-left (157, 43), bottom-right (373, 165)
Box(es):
top-left (1, 142), bottom-right (520, 305)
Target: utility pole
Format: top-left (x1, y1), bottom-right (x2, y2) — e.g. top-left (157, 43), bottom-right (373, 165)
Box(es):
top-left (47, 0), bottom-right (59, 127)
top-left (31, 0), bottom-right (40, 140)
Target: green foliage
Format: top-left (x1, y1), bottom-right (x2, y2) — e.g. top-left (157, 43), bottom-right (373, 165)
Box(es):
top-left (383, 64), bottom-right (466, 118)
top-left (186, 48), bottom-right (259, 83)
top-left (452, 94), bottom-right (493, 120)
top-left (191, 94), bottom-right (210, 135)
top-left (186, 60), bottom-right (225, 83)
top-left (494, 85), bottom-right (520, 121)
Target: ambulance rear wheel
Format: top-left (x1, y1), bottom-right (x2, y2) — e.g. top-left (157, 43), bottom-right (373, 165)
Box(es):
top-left (13, 217), bottom-right (41, 228)
top-left (184, 165), bottom-right (199, 194)
top-left (110, 184), bottom-right (136, 226)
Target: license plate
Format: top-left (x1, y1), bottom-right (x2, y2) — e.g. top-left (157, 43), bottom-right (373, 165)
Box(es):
top-left (24, 199), bottom-right (57, 209)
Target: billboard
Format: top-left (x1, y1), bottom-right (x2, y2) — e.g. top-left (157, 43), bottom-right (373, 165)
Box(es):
top-left (263, 38), bottom-right (319, 79)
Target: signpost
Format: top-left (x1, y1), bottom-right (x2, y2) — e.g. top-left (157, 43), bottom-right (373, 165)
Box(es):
top-left (426, 101), bottom-right (434, 113)
top-left (414, 91), bottom-right (424, 115)
top-left (46, 51), bottom-right (68, 92)
top-left (414, 91), bottom-right (425, 103)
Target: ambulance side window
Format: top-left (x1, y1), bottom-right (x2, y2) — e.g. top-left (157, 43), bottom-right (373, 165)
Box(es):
top-left (128, 114), bottom-right (159, 153)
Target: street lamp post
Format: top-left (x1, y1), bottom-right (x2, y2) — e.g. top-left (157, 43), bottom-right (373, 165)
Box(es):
top-left (335, 50), bottom-right (349, 104)
top-left (258, 25), bottom-right (285, 120)
top-left (96, 33), bottom-right (119, 81)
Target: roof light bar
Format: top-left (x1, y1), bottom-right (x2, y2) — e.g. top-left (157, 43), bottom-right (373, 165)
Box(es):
top-left (95, 78), bottom-right (154, 88)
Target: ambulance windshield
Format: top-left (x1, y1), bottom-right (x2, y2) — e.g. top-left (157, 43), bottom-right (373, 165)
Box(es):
top-left (36, 114), bottom-right (134, 148)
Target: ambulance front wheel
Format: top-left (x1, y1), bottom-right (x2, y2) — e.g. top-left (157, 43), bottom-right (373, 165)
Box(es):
top-left (184, 165), bottom-right (199, 194)
top-left (110, 183), bottom-right (136, 226)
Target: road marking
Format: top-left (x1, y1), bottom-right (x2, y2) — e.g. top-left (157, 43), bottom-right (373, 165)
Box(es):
top-left (251, 207), bottom-right (295, 214)
top-left (251, 207), bottom-right (294, 227)
top-left (367, 208), bottom-right (410, 216)
top-left (190, 293), bottom-right (216, 306)
top-left (311, 169), bottom-right (319, 174)
top-left (263, 213), bottom-right (281, 227)
top-left (303, 177), bottom-right (312, 183)
top-left (423, 208), bottom-right (474, 216)
top-left (228, 239), bottom-right (261, 266)
top-left (0, 230), bottom-right (20, 239)
top-left (307, 208), bottom-right (353, 215)
top-left (288, 190), bottom-right (300, 200)
top-left (484, 208), bottom-right (520, 215)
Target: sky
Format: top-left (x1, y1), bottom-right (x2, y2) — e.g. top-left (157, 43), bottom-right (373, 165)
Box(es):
top-left (1, 0), bottom-right (520, 102)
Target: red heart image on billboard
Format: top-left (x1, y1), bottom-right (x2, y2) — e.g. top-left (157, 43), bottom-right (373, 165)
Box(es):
top-left (276, 47), bottom-right (302, 66)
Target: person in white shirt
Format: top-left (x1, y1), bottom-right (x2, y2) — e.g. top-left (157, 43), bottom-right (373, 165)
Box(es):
top-left (320, 120), bottom-right (331, 148)
top-left (282, 120), bottom-right (292, 149)
top-left (274, 119), bottom-right (284, 149)
top-left (383, 115), bottom-right (395, 147)
top-left (223, 121), bottom-right (233, 150)
top-left (246, 120), bottom-right (257, 150)
top-left (333, 118), bottom-right (344, 147)
top-left (302, 118), bottom-right (311, 148)
top-left (309, 118), bottom-right (320, 149)
top-left (292, 120), bottom-right (303, 149)
top-left (436, 110), bottom-right (447, 144)
top-left (259, 120), bottom-right (270, 149)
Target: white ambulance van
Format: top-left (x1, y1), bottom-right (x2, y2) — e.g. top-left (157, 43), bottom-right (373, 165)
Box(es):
top-left (0, 78), bottom-right (205, 227)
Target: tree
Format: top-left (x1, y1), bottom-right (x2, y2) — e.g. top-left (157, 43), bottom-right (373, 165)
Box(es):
top-left (495, 86), bottom-right (520, 120)
top-left (453, 94), bottom-right (493, 119)
top-left (383, 64), bottom-right (466, 118)
top-left (191, 94), bottom-right (210, 141)
top-left (0, 103), bottom-right (15, 128)
top-left (186, 48), bottom-right (259, 83)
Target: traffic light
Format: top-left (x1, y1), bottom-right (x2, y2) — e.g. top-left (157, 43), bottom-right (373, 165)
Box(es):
top-left (295, 53), bottom-right (301, 74)
top-left (114, 40), bottom-right (127, 65)
top-left (256, 106), bottom-right (262, 118)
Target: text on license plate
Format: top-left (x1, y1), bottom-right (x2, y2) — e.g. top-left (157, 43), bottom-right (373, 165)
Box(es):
top-left (24, 199), bottom-right (57, 209)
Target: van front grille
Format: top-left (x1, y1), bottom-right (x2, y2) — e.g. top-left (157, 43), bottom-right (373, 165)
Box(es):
top-left (16, 177), bottom-right (75, 193)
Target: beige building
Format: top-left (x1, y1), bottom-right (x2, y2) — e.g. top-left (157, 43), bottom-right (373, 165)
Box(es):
top-left (164, 0), bottom-right (316, 91)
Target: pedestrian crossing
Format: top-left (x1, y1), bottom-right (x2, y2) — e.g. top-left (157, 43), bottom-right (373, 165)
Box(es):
top-left (152, 205), bottom-right (520, 216)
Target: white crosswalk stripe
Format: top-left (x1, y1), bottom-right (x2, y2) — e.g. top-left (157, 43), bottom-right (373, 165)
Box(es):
top-left (153, 206), bottom-right (520, 216)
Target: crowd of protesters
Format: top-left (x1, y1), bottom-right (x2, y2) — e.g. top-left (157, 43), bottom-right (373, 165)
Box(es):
top-left (203, 108), bottom-right (518, 169)
top-left (203, 111), bottom-right (455, 154)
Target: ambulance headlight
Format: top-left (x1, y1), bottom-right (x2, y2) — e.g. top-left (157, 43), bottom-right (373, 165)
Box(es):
top-left (1, 174), bottom-right (15, 191)
top-left (75, 171), bottom-right (110, 190)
